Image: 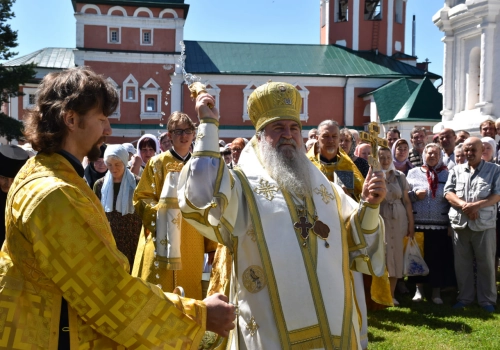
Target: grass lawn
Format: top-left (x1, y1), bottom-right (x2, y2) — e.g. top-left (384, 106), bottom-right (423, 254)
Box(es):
top-left (367, 284), bottom-right (500, 349)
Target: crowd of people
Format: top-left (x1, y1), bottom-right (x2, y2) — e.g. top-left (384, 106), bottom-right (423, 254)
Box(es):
top-left (1, 66), bottom-right (500, 349)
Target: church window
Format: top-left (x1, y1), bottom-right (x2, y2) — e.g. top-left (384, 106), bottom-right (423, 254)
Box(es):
top-left (107, 78), bottom-right (121, 119)
top-left (140, 78), bottom-right (162, 120)
top-left (22, 88), bottom-right (38, 109)
top-left (109, 27), bottom-right (120, 43)
top-left (127, 89), bottom-right (134, 100)
top-left (123, 74), bottom-right (138, 103)
top-left (147, 97), bottom-right (156, 111)
top-left (395, 0), bottom-right (403, 24)
top-left (364, 0), bottom-right (382, 21)
top-left (466, 47), bottom-right (481, 110)
top-left (335, 0), bottom-right (349, 23)
top-left (141, 29), bottom-right (153, 45)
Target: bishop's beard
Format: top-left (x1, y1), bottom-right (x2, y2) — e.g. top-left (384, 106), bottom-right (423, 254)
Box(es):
top-left (259, 136), bottom-right (312, 198)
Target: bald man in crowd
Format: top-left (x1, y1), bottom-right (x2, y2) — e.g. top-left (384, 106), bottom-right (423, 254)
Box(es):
top-left (444, 137), bottom-right (500, 312)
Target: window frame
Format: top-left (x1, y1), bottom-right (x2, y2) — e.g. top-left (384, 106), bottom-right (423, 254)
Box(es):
top-left (108, 27), bottom-right (121, 44)
top-left (140, 28), bottom-right (153, 46)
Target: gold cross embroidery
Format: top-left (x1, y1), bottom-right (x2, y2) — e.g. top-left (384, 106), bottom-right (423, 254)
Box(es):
top-left (314, 184), bottom-right (335, 204)
top-left (246, 316), bottom-right (259, 336)
top-left (195, 132), bottom-right (205, 142)
top-left (253, 178), bottom-right (279, 201)
top-left (246, 227), bottom-right (256, 242)
top-left (160, 238), bottom-right (168, 246)
top-left (172, 212), bottom-right (182, 230)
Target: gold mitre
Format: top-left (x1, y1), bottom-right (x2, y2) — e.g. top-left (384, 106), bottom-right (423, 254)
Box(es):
top-left (247, 82), bottom-right (302, 131)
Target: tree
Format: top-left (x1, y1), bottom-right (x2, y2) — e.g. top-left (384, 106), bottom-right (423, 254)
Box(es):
top-left (0, 0), bottom-right (36, 142)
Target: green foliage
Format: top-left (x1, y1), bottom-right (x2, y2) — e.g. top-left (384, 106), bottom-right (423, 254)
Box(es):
top-left (0, 0), bottom-right (36, 141)
top-left (0, 112), bottom-right (23, 141)
top-left (0, 0), bottom-right (18, 61)
top-left (368, 285), bottom-right (500, 349)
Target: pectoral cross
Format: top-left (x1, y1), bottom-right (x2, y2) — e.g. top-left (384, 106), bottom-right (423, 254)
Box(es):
top-left (294, 216), bottom-right (313, 240)
top-left (359, 122), bottom-right (388, 172)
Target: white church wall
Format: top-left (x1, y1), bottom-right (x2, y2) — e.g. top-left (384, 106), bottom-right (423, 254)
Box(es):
top-left (492, 23), bottom-right (500, 118)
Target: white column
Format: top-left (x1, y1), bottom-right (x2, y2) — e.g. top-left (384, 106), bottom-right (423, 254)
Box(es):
top-left (170, 74), bottom-right (184, 113)
top-left (175, 19), bottom-right (185, 52)
top-left (477, 20), bottom-right (496, 116)
top-left (370, 98), bottom-right (378, 123)
top-left (10, 96), bottom-right (18, 120)
top-left (325, 0), bottom-right (330, 44)
top-left (344, 81), bottom-right (355, 126)
top-left (386, 0), bottom-right (394, 56)
top-left (352, 0), bottom-right (359, 50)
top-left (441, 35), bottom-right (455, 121)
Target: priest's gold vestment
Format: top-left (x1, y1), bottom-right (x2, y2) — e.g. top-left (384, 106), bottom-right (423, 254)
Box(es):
top-left (1, 153), bottom-right (206, 349)
top-left (133, 150), bottom-right (217, 299)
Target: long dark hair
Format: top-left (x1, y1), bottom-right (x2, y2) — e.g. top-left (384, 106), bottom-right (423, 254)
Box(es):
top-left (23, 67), bottom-right (118, 153)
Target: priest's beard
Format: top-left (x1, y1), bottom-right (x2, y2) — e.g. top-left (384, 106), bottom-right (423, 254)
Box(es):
top-left (87, 137), bottom-right (106, 162)
top-left (259, 136), bottom-right (312, 198)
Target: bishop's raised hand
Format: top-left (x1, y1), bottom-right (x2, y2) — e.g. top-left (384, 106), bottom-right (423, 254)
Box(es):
top-left (195, 93), bottom-right (219, 121)
top-left (361, 167), bottom-right (386, 205)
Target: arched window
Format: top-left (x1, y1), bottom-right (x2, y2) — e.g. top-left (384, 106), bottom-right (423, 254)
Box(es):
top-left (466, 47), bottom-right (481, 110)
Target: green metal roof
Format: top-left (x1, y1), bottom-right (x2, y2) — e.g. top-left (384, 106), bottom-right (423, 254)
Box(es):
top-left (369, 78), bottom-right (418, 123)
top-left (184, 41), bottom-right (440, 78)
top-left (391, 77), bottom-right (442, 123)
top-left (3, 48), bottom-right (75, 69)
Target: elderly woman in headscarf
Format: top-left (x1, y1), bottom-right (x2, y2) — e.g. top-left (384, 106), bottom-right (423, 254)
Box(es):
top-left (378, 146), bottom-right (415, 306)
top-left (481, 137), bottom-right (497, 163)
top-left (392, 138), bottom-right (414, 175)
top-left (135, 133), bottom-right (161, 175)
top-left (406, 143), bottom-right (455, 304)
top-left (93, 144), bottom-right (142, 271)
top-left (340, 128), bottom-right (369, 178)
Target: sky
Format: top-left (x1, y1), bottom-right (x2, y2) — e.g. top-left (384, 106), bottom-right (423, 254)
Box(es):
top-left (7, 0), bottom-right (445, 77)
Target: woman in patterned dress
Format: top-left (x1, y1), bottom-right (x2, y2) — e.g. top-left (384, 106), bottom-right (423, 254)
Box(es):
top-left (93, 144), bottom-right (142, 272)
top-left (406, 143), bottom-right (455, 304)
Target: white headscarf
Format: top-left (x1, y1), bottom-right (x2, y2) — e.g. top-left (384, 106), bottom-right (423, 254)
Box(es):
top-left (136, 133), bottom-right (161, 166)
top-left (101, 144), bottom-right (136, 215)
top-left (378, 147), bottom-right (396, 175)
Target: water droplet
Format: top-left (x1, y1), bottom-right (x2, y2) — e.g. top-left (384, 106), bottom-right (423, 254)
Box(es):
top-left (166, 91), bottom-right (170, 95)
top-left (156, 273), bottom-right (160, 279)
top-left (151, 222), bottom-right (155, 226)
top-left (173, 72), bottom-right (177, 76)
top-left (154, 261), bottom-right (159, 267)
top-left (157, 284), bottom-right (162, 289)
top-left (159, 123), bottom-right (164, 127)
top-left (170, 81), bottom-right (173, 86)
top-left (152, 237), bottom-right (156, 242)
top-left (164, 101), bottom-right (169, 106)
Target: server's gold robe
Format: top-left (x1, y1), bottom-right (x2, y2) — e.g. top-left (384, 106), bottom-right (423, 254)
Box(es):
top-left (1, 153), bottom-right (206, 349)
top-left (307, 146), bottom-right (364, 200)
top-left (133, 150), bottom-right (217, 299)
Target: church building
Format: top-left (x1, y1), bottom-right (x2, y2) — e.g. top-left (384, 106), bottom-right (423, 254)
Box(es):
top-left (433, 0), bottom-right (500, 134)
top-left (4, 0), bottom-right (439, 144)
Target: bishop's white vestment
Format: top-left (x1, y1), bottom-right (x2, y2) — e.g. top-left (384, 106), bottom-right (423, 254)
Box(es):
top-left (178, 120), bottom-right (386, 350)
